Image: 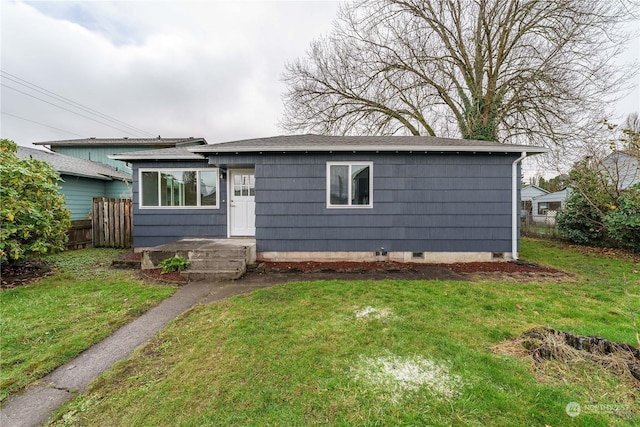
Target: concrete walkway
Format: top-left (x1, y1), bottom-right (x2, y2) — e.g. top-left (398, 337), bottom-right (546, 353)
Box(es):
top-left (0, 280), bottom-right (275, 427)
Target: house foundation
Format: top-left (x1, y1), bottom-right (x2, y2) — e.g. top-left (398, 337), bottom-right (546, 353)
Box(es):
top-left (257, 251), bottom-right (513, 263)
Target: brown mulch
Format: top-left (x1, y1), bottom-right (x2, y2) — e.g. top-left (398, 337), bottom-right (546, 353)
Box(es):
top-left (260, 260), bottom-right (561, 274)
top-left (228, 259), bottom-right (569, 285)
top-left (121, 252), bottom-right (142, 261)
top-left (435, 260), bottom-right (561, 274)
top-left (138, 268), bottom-right (188, 284)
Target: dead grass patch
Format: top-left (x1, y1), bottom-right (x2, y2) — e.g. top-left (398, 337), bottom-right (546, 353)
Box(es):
top-left (493, 326), bottom-right (640, 416)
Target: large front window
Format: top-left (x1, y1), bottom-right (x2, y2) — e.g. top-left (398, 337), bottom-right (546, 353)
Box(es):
top-left (140, 169), bottom-right (218, 208)
top-left (327, 162), bottom-right (372, 208)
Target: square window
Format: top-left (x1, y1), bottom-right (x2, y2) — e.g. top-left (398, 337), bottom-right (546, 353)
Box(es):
top-left (327, 162), bottom-right (373, 208)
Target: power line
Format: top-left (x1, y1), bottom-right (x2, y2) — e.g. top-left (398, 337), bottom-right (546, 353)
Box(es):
top-left (1, 70), bottom-right (153, 136)
top-left (2, 84), bottom-right (154, 137)
top-left (0, 70), bottom-right (154, 137)
top-left (1, 111), bottom-right (86, 137)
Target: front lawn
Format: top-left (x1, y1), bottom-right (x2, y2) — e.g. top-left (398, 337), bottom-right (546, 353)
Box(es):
top-left (0, 249), bottom-right (176, 401)
top-left (50, 239), bottom-right (640, 426)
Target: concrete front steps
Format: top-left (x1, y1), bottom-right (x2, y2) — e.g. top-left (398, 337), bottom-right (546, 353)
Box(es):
top-left (141, 238), bottom-right (256, 281)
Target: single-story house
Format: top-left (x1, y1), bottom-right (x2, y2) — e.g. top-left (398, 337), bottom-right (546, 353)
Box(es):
top-left (601, 151), bottom-right (639, 190)
top-left (520, 185), bottom-right (549, 218)
top-left (34, 137), bottom-right (208, 174)
top-left (531, 187), bottom-right (571, 225)
top-left (17, 146), bottom-right (131, 220)
top-left (112, 135), bottom-right (547, 262)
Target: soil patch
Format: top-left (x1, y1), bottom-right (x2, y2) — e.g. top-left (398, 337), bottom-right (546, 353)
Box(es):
top-left (244, 261), bottom-right (468, 284)
top-left (240, 260), bottom-right (568, 285)
top-left (1, 261), bottom-right (52, 290)
top-left (139, 268), bottom-right (188, 284)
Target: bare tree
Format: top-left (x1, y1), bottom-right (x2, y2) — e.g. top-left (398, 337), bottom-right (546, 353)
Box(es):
top-left (622, 112), bottom-right (640, 153)
top-left (282, 0), bottom-right (638, 148)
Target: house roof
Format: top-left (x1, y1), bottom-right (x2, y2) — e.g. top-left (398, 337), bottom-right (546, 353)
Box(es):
top-left (522, 185), bottom-right (549, 193)
top-left (532, 187), bottom-right (571, 202)
top-left (17, 146), bottom-right (131, 181)
top-left (191, 134), bottom-right (549, 154)
top-left (521, 185), bottom-right (550, 201)
top-left (33, 137), bottom-right (207, 147)
top-left (109, 135), bottom-right (548, 161)
top-left (110, 146), bottom-right (206, 161)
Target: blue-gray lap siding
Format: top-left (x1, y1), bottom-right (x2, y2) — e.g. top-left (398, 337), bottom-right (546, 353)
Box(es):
top-left (131, 161), bottom-right (227, 247)
top-left (60, 175), bottom-right (131, 220)
top-left (211, 152), bottom-right (519, 254)
top-left (131, 153), bottom-right (520, 252)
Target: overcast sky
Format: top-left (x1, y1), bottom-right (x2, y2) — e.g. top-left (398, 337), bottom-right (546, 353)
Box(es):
top-left (1, 0), bottom-right (639, 154)
top-left (1, 0), bottom-right (340, 146)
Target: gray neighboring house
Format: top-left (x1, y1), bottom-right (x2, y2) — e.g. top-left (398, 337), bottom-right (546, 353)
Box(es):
top-left (17, 146), bottom-right (131, 220)
top-left (531, 187), bottom-right (571, 225)
top-left (33, 137), bottom-right (208, 174)
top-left (520, 185), bottom-right (549, 218)
top-left (112, 135), bottom-right (548, 262)
top-left (601, 151), bottom-right (639, 190)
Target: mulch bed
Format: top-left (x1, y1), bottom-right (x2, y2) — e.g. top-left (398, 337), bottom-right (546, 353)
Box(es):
top-left (261, 260), bottom-right (563, 274)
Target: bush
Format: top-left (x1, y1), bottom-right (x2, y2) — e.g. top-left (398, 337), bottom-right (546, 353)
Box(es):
top-left (603, 184), bottom-right (640, 252)
top-left (158, 256), bottom-right (190, 274)
top-left (556, 192), bottom-right (607, 245)
top-left (557, 178), bottom-right (640, 252)
top-left (0, 139), bottom-right (71, 263)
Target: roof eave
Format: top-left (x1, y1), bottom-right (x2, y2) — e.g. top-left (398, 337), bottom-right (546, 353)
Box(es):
top-left (190, 145), bottom-right (549, 154)
top-left (60, 171), bottom-right (114, 181)
top-left (109, 154), bottom-right (206, 161)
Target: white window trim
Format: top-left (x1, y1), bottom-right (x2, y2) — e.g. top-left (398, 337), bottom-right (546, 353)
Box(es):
top-left (139, 168), bottom-right (220, 209)
top-left (326, 161), bottom-right (373, 208)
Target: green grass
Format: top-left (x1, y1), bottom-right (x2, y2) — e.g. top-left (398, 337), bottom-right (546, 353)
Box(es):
top-left (49, 239), bottom-right (640, 426)
top-left (0, 249), bottom-right (176, 401)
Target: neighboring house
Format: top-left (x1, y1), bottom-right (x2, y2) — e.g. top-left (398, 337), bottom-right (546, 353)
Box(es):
top-left (520, 185), bottom-right (549, 218)
top-left (17, 147), bottom-right (131, 220)
top-left (531, 187), bottom-right (571, 225)
top-left (33, 137), bottom-right (208, 174)
top-left (601, 151), bottom-right (639, 190)
top-left (112, 135), bottom-right (547, 262)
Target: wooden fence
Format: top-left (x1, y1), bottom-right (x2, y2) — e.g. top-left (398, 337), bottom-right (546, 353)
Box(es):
top-left (92, 197), bottom-right (132, 248)
top-left (66, 219), bottom-right (93, 250)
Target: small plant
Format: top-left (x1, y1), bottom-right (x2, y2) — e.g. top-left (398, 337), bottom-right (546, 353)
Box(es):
top-left (158, 256), bottom-right (190, 274)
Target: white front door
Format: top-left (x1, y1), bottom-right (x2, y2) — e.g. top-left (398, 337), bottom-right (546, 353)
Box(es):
top-left (229, 170), bottom-right (256, 236)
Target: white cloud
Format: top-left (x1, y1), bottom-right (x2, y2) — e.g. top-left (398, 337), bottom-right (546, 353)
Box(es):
top-left (1, 0), bottom-right (340, 145)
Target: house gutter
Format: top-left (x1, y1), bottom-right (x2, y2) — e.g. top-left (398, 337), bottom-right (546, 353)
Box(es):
top-left (512, 151), bottom-right (527, 260)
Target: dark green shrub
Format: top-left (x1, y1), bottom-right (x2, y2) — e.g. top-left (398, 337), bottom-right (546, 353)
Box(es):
top-left (603, 184), bottom-right (640, 252)
top-left (556, 191), bottom-right (607, 245)
top-left (0, 139), bottom-right (71, 263)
